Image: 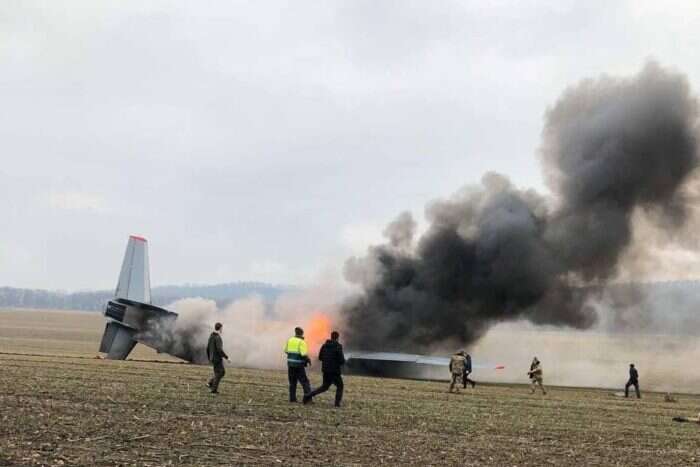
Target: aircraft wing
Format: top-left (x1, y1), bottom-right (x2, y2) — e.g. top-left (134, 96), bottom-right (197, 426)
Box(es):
top-left (345, 351), bottom-right (504, 380)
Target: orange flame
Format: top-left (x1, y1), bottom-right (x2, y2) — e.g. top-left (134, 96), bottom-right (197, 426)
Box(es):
top-left (305, 313), bottom-right (332, 355)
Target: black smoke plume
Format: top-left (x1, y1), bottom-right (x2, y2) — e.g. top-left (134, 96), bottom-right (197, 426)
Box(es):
top-left (342, 62), bottom-right (700, 352)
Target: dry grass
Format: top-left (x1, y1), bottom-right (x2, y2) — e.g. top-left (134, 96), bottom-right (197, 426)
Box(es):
top-left (1, 309), bottom-right (700, 466)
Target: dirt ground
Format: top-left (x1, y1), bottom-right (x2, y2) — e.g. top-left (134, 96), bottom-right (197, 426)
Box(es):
top-left (2, 309), bottom-right (700, 466)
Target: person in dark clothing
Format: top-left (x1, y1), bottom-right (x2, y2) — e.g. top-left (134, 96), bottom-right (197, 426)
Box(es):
top-left (625, 363), bottom-right (641, 399)
top-left (206, 322), bottom-right (229, 394)
top-left (285, 327), bottom-right (312, 402)
top-left (304, 331), bottom-right (346, 407)
top-left (462, 353), bottom-right (476, 389)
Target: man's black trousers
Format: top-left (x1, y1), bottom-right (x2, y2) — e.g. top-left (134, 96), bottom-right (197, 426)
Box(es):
top-left (308, 372), bottom-right (344, 406)
top-left (625, 379), bottom-right (640, 398)
top-left (288, 366), bottom-right (311, 402)
top-left (462, 371), bottom-right (475, 388)
top-left (209, 361), bottom-right (225, 392)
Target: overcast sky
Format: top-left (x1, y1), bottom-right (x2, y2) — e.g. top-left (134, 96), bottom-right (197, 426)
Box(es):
top-left (1, 0), bottom-right (699, 291)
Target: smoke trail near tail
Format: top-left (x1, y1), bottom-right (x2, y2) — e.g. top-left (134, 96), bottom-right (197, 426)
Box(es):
top-left (139, 289), bottom-right (340, 367)
top-left (342, 62), bottom-right (700, 352)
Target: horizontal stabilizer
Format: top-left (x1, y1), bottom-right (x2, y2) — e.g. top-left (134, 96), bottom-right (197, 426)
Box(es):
top-left (99, 321), bottom-right (137, 360)
top-left (115, 235), bottom-right (151, 303)
top-left (105, 298), bottom-right (177, 329)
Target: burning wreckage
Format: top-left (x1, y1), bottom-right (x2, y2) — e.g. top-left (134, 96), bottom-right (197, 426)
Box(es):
top-left (98, 236), bottom-right (458, 377)
top-left (344, 352), bottom-right (504, 380)
top-left (98, 239), bottom-right (468, 378)
top-left (101, 63), bottom-right (700, 383)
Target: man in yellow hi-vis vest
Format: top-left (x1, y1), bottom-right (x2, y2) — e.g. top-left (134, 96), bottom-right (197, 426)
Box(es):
top-left (284, 327), bottom-right (312, 402)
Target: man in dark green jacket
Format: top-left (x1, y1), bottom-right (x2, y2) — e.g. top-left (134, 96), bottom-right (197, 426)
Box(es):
top-left (625, 363), bottom-right (640, 399)
top-left (206, 322), bottom-right (229, 394)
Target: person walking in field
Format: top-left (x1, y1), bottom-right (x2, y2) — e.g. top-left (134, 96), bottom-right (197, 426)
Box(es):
top-left (449, 350), bottom-right (467, 393)
top-left (284, 327), bottom-right (312, 403)
top-left (625, 363), bottom-right (641, 399)
top-left (206, 322), bottom-right (229, 394)
top-left (303, 331), bottom-right (346, 407)
top-left (462, 353), bottom-right (476, 389)
top-left (528, 357), bottom-right (546, 395)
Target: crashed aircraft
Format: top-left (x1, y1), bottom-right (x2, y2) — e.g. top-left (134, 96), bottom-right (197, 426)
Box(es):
top-left (98, 236), bottom-right (499, 378)
top-left (98, 236), bottom-right (203, 362)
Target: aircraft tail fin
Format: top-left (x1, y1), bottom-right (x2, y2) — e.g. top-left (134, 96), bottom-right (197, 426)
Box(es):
top-left (115, 235), bottom-right (151, 303)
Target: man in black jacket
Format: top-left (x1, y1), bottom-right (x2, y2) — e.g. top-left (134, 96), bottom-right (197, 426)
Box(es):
top-left (625, 363), bottom-right (640, 399)
top-left (462, 353), bottom-right (476, 389)
top-left (303, 331), bottom-right (345, 407)
top-left (206, 322), bottom-right (229, 394)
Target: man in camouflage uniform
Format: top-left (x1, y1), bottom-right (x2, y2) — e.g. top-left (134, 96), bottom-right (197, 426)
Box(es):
top-left (528, 357), bottom-right (546, 395)
top-left (449, 350), bottom-right (467, 393)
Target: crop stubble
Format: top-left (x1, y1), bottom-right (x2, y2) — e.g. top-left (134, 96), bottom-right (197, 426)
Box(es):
top-left (1, 310), bottom-right (699, 466)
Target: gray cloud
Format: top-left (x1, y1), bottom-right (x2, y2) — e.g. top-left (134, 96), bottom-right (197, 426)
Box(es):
top-left (1, 1), bottom-right (699, 290)
top-left (341, 63), bottom-right (700, 352)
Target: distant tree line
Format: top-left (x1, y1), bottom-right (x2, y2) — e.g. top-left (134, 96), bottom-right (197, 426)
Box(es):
top-left (0, 282), bottom-right (292, 311)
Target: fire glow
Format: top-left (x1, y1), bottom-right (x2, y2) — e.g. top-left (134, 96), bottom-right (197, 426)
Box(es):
top-left (305, 313), bottom-right (332, 354)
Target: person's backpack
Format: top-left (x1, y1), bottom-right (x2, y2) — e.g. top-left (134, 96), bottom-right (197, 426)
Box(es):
top-left (451, 356), bottom-right (465, 375)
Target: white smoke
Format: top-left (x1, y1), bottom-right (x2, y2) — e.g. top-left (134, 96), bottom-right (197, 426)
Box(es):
top-left (167, 286), bottom-right (342, 369)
